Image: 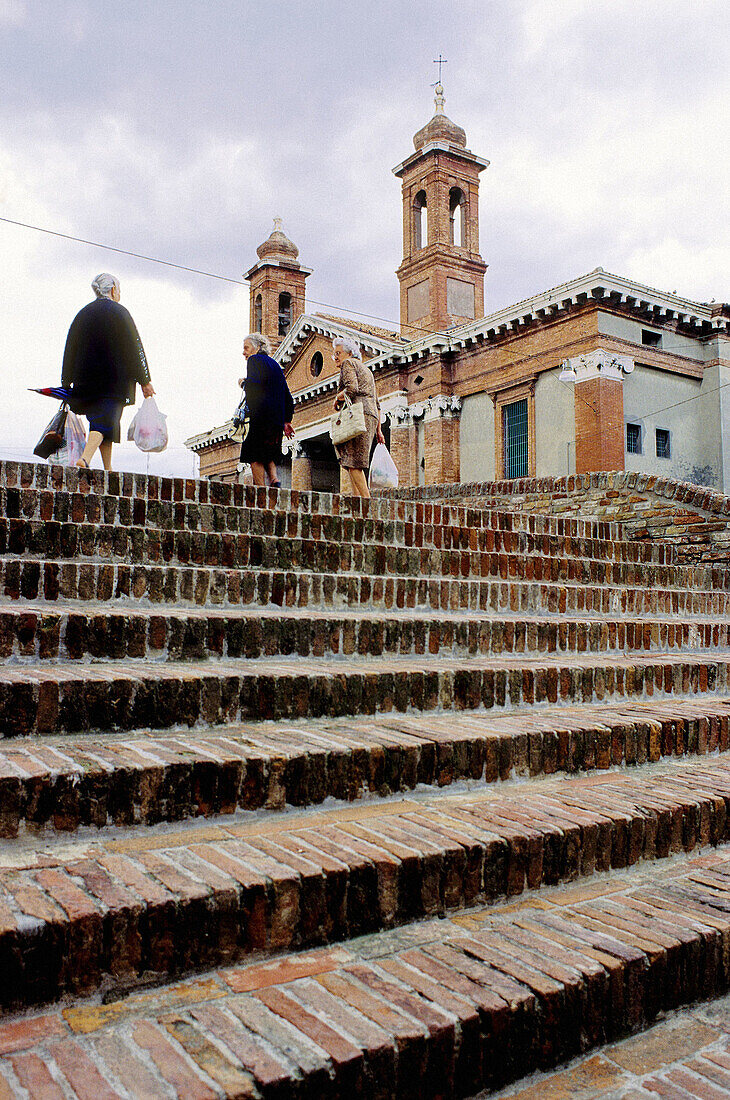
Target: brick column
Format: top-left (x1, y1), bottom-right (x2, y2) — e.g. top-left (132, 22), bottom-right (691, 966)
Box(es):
top-left (289, 442), bottom-right (313, 492)
top-left (562, 351), bottom-right (632, 475)
top-left (382, 396), bottom-right (413, 488)
top-left (423, 396), bottom-right (461, 485)
top-left (388, 424), bottom-right (412, 487)
top-left (574, 378), bottom-right (625, 473)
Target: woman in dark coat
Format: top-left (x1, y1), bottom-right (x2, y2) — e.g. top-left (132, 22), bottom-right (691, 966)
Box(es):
top-left (238, 334), bottom-right (294, 487)
top-left (62, 273), bottom-right (155, 469)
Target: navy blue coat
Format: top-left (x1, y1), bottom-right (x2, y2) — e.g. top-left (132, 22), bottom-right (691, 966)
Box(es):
top-left (244, 353), bottom-right (294, 430)
top-left (62, 298), bottom-right (151, 409)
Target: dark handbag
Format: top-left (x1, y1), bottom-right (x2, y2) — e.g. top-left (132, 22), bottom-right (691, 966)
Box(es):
top-left (34, 403), bottom-right (69, 460)
top-left (231, 393), bottom-right (250, 444)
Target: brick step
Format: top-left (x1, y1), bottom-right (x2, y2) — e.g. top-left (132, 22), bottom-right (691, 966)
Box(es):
top-left (3, 698), bottom-right (730, 838)
top-left (1, 651), bottom-right (729, 737)
top-left (501, 992), bottom-right (730, 1099)
top-left (4, 600), bottom-right (730, 666)
top-left (4, 550), bottom-right (728, 615)
top-left (1, 461), bottom-right (622, 540)
top-left (5, 842), bottom-right (729, 1098)
top-left (0, 492), bottom-right (637, 558)
top-left (3, 845), bottom-right (730, 1098)
top-left (2, 754), bottom-right (730, 1020)
top-left (3, 524), bottom-right (701, 591)
top-left (6, 556), bottom-right (730, 618)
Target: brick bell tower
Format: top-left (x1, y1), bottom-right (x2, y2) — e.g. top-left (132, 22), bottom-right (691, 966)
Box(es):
top-left (394, 84), bottom-right (489, 337)
top-left (245, 218), bottom-right (311, 352)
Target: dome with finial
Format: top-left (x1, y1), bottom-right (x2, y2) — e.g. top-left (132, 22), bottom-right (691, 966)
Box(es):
top-left (413, 83), bottom-right (466, 150)
top-left (256, 217), bottom-right (299, 261)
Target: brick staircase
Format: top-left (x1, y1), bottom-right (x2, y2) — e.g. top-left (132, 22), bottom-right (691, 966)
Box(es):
top-left (385, 470), bottom-right (730, 565)
top-left (3, 461), bottom-right (730, 1097)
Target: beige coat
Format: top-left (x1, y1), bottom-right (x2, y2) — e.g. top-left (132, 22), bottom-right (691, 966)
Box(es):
top-left (335, 357), bottom-right (380, 470)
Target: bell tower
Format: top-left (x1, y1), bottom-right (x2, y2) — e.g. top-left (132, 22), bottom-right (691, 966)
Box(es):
top-left (245, 218), bottom-right (311, 351)
top-left (393, 84), bottom-right (489, 337)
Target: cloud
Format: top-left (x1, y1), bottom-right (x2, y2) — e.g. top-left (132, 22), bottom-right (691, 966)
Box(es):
top-left (0, 0), bottom-right (25, 26)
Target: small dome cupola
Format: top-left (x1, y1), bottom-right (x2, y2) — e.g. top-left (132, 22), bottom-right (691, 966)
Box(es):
top-left (256, 217), bottom-right (300, 262)
top-left (413, 83), bottom-right (466, 150)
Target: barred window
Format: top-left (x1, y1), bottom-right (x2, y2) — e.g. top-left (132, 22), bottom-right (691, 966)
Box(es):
top-left (503, 399), bottom-right (529, 478)
top-left (626, 423), bottom-right (642, 454)
top-left (656, 428), bottom-right (671, 458)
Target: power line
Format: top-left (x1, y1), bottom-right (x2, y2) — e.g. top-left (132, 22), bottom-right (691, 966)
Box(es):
top-left (2, 213), bottom-right (727, 423)
top-left (0, 215), bottom-right (436, 339)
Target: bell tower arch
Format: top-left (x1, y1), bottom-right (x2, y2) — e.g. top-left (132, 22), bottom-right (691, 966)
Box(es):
top-left (393, 84), bottom-right (489, 337)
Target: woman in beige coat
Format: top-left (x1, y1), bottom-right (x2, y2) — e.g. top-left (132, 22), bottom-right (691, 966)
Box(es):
top-left (332, 336), bottom-right (385, 497)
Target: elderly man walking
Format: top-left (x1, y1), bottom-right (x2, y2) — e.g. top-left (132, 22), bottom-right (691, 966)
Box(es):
top-left (62, 273), bottom-right (155, 470)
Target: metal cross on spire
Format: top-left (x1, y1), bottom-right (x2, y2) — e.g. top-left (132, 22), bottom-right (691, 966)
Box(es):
top-left (432, 54), bottom-right (448, 84)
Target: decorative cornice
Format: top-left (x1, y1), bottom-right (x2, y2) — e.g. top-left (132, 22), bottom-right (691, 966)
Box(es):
top-left (560, 349), bottom-right (635, 383)
top-left (184, 420), bottom-right (239, 453)
top-left (390, 393), bottom-right (462, 425)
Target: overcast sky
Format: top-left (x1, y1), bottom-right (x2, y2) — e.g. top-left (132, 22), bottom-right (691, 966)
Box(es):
top-left (1, 0), bottom-right (728, 474)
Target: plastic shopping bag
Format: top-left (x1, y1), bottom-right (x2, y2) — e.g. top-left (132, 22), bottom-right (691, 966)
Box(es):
top-left (368, 442), bottom-right (399, 490)
top-left (33, 404), bottom-right (69, 460)
top-left (127, 396), bottom-right (168, 453)
top-left (54, 412), bottom-right (87, 466)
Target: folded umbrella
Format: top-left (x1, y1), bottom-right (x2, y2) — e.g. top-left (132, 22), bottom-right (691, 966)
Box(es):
top-left (29, 387), bottom-right (73, 401)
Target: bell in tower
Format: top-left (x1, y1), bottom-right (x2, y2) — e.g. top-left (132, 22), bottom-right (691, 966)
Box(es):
top-left (245, 218), bottom-right (311, 351)
top-left (393, 84), bottom-right (489, 337)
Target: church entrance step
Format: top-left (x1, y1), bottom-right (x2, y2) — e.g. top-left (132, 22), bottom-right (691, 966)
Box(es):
top-left (2, 826), bottom-right (730, 1095)
top-left (3, 601), bottom-right (730, 664)
top-left (2, 698), bottom-right (729, 837)
top-left (0, 652), bottom-right (729, 736)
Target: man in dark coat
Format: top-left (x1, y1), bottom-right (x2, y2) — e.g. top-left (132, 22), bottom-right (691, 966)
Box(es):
top-left (62, 273), bottom-right (155, 469)
top-left (238, 333), bottom-right (294, 487)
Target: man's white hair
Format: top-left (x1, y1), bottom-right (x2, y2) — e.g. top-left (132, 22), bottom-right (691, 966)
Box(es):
top-left (92, 273), bottom-right (120, 300)
top-left (244, 333), bottom-right (272, 355)
top-left (332, 335), bottom-right (362, 360)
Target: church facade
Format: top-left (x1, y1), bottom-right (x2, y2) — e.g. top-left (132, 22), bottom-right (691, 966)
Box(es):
top-left (186, 86), bottom-right (730, 493)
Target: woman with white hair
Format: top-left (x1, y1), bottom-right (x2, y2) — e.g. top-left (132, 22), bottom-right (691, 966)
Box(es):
top-left (62, 273), bottom-right (155, 470)
top-left (331, 335), bottom-right (385, 498)
top-left (238, 333), bottom-right (294, 488)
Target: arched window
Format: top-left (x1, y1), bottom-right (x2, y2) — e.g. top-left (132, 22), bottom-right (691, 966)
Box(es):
top-left (413, 190), bottom-right (427, 250)
top-left (254, 294), bottom-right (262, 333)
top-left (449, 187), bottom-right (465, 247)
top-left (310, 351), bottom-right (323, 378)
top-left (278, 292), bottom-right (292, 336)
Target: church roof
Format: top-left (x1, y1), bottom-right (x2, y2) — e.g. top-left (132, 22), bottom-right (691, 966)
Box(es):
top-left (361, 268), bottom-right (730, 372)
top-left (275, 311), bottom-right (405, 369)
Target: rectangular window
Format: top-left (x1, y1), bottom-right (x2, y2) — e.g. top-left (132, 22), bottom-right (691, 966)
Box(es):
top-left (626, 423), bottom-right (642, 454)
top-left (503, 399), bottom-right (529, 478)
top-left (641, 329), bottom-right (662, 347)
top-left (656, 428), bottom-right (671, 458)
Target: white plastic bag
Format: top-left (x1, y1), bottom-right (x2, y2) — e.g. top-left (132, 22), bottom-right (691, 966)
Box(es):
top-left (369, 442), bottom-right (399, 490)
top-left (127, 396), bottom-right (168, 453)
top-left (54, 412), bottom-right (86, 466)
